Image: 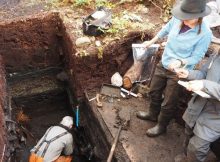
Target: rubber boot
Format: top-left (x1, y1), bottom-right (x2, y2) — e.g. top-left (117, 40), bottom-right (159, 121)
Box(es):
top-left (175, 127), bottom-right (194, 162)
top-left (184, 125), bottom-right (194, 155)
top-left (146, 113), bottom-right (171, 137)
top-left (136, 103), bottom-right (161, 122)
top-left (174, 153), bottom-right (187, 162)
top-left (136, 110), bottom-right (158, 122)
top-left (174, 152), bottom-right (199, 162)
top-left (136, 106), bottom-right (160, 122)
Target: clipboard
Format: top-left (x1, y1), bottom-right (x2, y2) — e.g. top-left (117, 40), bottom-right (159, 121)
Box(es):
top-left (178, 80), bottom-right (211, 98)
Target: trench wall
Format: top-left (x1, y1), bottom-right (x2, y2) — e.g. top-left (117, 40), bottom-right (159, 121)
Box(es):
top-left (63, 30), bottom-right (152, 97)
top-left (0, 12), bottom-right (65, 160)
top-left (0, 12), bottom-right (63, 73)
top-left (0, 56), bottom-right (7, 161)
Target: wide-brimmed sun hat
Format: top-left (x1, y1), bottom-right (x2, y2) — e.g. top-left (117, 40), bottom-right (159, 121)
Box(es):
top-left (171, 0), bottom-right (211, 20)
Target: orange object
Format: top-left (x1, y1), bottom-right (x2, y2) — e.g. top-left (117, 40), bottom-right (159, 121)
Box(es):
top-left (123, 76), bottom-right (132, 89)
top-left (54, 156), bottom-right (72, 162)
top-left (29, 153), bottom-right (43, 162)
top-left (29, 154), bottom-right (72, 162)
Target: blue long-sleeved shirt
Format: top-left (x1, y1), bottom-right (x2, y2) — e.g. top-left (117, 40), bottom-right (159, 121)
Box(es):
top-left (156, 17), bottom-right (212, 70)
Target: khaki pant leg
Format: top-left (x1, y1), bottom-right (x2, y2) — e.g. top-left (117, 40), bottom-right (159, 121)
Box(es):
top-left (187, 135), bottom-right (210, 162)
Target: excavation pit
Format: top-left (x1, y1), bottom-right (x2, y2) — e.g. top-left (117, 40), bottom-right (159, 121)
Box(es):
top-left (0, 11), bottom-right (140, 161)
top-left (0, 11), bottom-right (218, 162)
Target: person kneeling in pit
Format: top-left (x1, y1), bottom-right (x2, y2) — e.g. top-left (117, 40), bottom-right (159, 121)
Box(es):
top-left (175, 50), bottom-right (220, 162)
top-left (29, 116), bottom-right (74, 162)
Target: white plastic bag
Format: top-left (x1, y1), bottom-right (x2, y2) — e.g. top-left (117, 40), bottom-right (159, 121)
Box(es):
top-left (132, 44), bottom-right (160, 63)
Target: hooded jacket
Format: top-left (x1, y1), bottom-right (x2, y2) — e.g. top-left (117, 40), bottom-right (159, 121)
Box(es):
top-left (183, 54), bottom-right (220, 142)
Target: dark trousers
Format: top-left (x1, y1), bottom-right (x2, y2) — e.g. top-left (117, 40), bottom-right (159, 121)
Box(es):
top-left (149, 63), bottom-right (181, 125)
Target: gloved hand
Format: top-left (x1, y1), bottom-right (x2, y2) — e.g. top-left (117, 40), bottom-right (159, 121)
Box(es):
top-left (175, 68), bottom-right (189, 78)
top-left (142, 40), bottom-right (153, 48)
top-left (168, 59), bottom-right (182, 71)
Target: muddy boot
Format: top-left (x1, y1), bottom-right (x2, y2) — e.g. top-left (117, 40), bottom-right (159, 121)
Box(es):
top-left (136, 103), bottom-right (161, 122)
top-left (146, 123), bottom-right (166, 137)
top-left (174, 152), bottom-right (199, 162)
top-left (146, 113), bottom-right (171, 137)
top-left (174, 153), bottom-right (187, 162)
top-left (136, 110), bottom-right (158, 122)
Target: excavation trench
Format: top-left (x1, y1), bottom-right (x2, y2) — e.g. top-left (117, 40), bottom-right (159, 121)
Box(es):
top-left (0, 12), bottom-right (152, 161)
top-left (1, 10), bottom-right (208, 161)
top-left (0, 6), bottom-right (219, 161)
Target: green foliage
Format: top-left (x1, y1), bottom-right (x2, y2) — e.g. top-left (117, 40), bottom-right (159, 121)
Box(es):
top-left (95, 0), bottom-right (115, 8)
top-left (161, 0), bottom-right (175, 22)
top-left (74, 0), bottom-right (91, 6)
top-left (105, 16), bottom-right (129, 35)
top-left (97, 47), bottom-right (103, 59)
top-left (79, 50), bottom-right (89, 57)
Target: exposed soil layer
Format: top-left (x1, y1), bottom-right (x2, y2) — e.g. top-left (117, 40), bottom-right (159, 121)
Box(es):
top-left (8, 68), bottom-right (64, 98)
top-left (66, 31), bottom-right (152, 97)
top-left (0, 12), bottom-right (63, 73)
top-left (0, 56), bottom-right (6, 161)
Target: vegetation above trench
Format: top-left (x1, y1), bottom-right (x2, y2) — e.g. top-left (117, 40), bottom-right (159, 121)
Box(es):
top-left (0, 0), bottom-right (176, 59)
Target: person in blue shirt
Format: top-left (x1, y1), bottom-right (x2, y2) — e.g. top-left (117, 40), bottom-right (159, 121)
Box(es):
top-left (136, 0), bottom-right (212, 137)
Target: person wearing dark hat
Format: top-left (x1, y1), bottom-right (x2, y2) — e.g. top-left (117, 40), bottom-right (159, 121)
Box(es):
top-left (136, 0), bottom-right (212, 137)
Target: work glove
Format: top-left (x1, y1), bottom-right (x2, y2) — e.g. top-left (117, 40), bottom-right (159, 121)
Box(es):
top-left (168, 59), bottom-right (182, 71)
top-left (175, 68), bottom-right (189, 78)
top-left (142, 40), bottom-right (153, 48)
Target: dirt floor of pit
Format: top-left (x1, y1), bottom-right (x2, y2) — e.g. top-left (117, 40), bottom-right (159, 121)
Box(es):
top-left (88, 94), bottom-right (217, 162)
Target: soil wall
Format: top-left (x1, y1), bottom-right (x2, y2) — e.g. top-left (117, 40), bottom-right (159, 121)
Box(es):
top-left (0, 56), bottom-right (7, 160)
top-left (63, 30), bottom-right (152, 97)
top-left (0, 12), bottom-right (63, 73)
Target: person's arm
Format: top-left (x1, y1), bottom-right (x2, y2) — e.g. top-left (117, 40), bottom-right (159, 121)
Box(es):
top-left (143, 35), bottom-right (159, 47)
top-left (156, 17), bottom-right (175, 39)
top-left (203, 80), bottom-right (220, 101)
top-left (63, 135), bottom-right (73, 155)
top-left (143, 17), bottom-right (175, 47)
top-left (181, 32), bottom-right (212, 66)
top-left (176, 56), bottom-right (212, 80)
